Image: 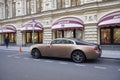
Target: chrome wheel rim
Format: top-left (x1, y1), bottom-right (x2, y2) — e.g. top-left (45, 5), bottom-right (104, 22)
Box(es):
top-left (72, 51), bottom-right (85, 63)
top-left (32, 49), bottom-right (39, 58)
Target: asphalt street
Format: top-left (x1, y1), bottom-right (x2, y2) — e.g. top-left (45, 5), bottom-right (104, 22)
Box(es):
top-left (0, 50), bottom-right (120, 80)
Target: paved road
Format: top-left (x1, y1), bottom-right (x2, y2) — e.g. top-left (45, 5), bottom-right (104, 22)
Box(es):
top-left (0, 50), bottom-right (120, 80)
top-left (0, 46), bottom-right (120, 59)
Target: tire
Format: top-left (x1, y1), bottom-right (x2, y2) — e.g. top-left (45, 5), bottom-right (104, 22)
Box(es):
top-left (31, 48), bottom-right (41, 59)
top-left (71, 51), bottom-right (86, 63)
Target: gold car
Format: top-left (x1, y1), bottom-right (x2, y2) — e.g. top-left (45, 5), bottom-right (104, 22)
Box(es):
top-left (30, 38), bottom-right (101, 63)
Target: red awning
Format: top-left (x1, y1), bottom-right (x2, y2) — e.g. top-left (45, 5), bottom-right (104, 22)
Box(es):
top-left (0, 25), bottom-right (16, 33)
top-left (21, 21), bottom-right (43, 32)
top-left (98, 11), bottom-right (120, 28)
top-left (52, 17), bottom-right (84, 30)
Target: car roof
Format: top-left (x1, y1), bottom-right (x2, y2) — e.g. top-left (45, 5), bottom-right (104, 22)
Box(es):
top-left (54, 38), bottom-right (82, 42)
top-left (54, 38), bottom-right (76, 41)
top-left (53, 38), bottom-right (82, 43)
top-left (53, 38), bottom-right (97, 46)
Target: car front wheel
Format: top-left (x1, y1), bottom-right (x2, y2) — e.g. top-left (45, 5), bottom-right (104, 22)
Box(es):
top-left (31, 48), bottom-right (41, 59)
top-left (71, 51), bottom-right (86, 63)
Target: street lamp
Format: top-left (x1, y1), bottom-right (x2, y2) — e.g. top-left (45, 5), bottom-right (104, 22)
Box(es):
top-left (32, 17), bottom-right (35, 45)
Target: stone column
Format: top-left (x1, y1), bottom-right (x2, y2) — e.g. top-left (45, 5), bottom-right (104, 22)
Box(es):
top-left (43, 27), bottom-right (52, 44)
top-left (16, 29), bottom-right (23, 46)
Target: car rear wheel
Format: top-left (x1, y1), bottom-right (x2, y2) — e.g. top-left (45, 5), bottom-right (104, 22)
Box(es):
top-left (71, 51), bottom-right (86, 63)
top-left (31, 48), bottom-right (41, 59)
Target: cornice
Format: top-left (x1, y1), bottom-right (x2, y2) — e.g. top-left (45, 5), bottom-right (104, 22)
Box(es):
top-left (0, 0), bottom-right (120, 24)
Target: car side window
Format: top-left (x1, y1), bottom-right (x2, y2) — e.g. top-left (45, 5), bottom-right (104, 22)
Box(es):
top-left (62, 40), bottom-right (74, 44)
top-left (51, 40), bottom-right (62, 44)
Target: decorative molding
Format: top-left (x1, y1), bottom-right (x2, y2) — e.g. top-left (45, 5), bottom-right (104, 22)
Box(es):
top-left (0, 0), bottom-right (120, 24)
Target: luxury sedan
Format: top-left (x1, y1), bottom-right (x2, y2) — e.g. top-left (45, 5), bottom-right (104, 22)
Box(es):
top-left (30, 38), bottom-right (102, 63)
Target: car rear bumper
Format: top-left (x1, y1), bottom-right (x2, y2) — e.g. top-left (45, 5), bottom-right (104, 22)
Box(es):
top-left (86, 51), bottom-right (102, 59)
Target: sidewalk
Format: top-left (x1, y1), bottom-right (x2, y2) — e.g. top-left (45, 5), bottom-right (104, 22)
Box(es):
top-left (0, 46), bottom-right (120, 59)
top-left (0, 46), bottom-right (30, 52)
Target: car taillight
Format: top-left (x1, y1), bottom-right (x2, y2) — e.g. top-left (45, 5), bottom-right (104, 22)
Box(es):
top-left (94, 46), bottom-right (99, 53)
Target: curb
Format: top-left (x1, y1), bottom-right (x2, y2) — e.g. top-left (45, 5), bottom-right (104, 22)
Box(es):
top-left (101, 57), bottom-right (120, 60)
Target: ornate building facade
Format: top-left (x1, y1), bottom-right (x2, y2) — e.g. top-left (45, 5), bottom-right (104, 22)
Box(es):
top-left (0, 0), bottom-right (120, 48)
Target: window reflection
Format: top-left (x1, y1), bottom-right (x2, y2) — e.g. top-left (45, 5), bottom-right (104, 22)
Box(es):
top-left (4, 33), bottom-right (16, 43)
top-left (64, 30), bottom-right (73, 38)
top-left (26, 32), bottom-right (32, 43)
top-left (114, 28), bottom-right (120, 43)
top-left (76, 30), bottom-right (82, 39)
top-left (26, 32), bottom-right (43, 43)
top-left (39, 32), bottom-right (43, 43)
top-left (53, 30), bottom-right (82, 40)
top-left (101, 29), bottom-right (111, 44)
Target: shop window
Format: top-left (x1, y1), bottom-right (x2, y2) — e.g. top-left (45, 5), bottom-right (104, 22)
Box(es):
top-left (39, 32), bottom-right (43, 43)
top-left (26, 32), bottom-right (32, 43)
top-left (64, 30), bottom-right (74, 38)
top-left (76, 30), bottom-right (82, 40)
top-left (54, 30), bottom-right (83, 40)
top-left (34, 32), bottom-right (38, 43)
top-left (100, 29), bottom-right (111, 44)
top-left (9, 33), bottom-right (16, 43)
top-left (4, 33), bottom-right (16, 43)
top-left (56, 30), bottom-right (63, 38)
top-left (114, 28), bottom-right (120, 44)
top-left (26, 32), bottom-right (42, 43)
